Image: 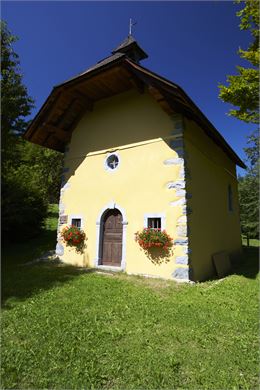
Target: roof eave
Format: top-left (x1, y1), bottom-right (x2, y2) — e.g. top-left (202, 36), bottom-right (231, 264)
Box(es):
top-left (24, 55), bottom-right (246, 169)
top-left (23, 54), bottom-right (127, 144)
top-left (124, 59), bottom-right (246, 169)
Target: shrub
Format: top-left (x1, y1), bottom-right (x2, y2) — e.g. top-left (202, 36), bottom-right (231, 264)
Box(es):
top-left (2, 170), bottom-right (48, 242)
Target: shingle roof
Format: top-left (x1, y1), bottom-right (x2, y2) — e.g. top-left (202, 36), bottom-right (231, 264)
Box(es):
top-left (24, 37), bottom-right (245, 168)
top-left (112, 35), bottom-right (136, 52)
top-left (55, 52), bottom-right (125, 88)
top-left (111, 35), bottom-right (148, 62)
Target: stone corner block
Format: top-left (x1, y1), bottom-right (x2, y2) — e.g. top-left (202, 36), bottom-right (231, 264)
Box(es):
top-left (175, 189), bottom-right (186, 197)
top-left (175, 255), bottom-right (188, 265)
top-left (56, 243), bottom-right (64, 256)
top-left (172, 267), bottom-right (189, 280)
top-left (176, 225), bottom-right (187, 237)
top-left (170, 198), bottom-right (186, 207)
top-left (177, 216), bottom-right (187, 224)
top-left (167, 180), bottom-right (185, 190)
top-left (62, 183), bottom-right (71, 191)
top-left (174, 238), bottom-right (188, 246)
top-left (163, 158), bottom-right (184, 166)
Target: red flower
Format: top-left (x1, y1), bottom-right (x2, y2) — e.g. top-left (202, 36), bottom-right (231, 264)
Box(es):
top-left (135, 228), bottom-right (173, 252)
top-left (61, 225), bottom-right (85, 251)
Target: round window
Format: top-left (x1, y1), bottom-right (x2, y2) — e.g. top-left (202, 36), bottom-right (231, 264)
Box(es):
top-left (106, 154), bottom-right (119, 170)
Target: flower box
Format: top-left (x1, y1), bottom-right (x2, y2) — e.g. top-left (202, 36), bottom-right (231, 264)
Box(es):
top-left (135, 228), bottom-right (173, 252)
top-left (61, 225), bottom-right (86, 253)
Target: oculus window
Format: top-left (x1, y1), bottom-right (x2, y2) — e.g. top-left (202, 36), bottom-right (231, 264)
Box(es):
top-left (106, 154), bottom-right (119, 170)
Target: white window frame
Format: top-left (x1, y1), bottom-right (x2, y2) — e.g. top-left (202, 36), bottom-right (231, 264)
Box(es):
top-left (69, 215), bottom-right (84, 229)
top-left (144, 213), bottom-right (166, 230)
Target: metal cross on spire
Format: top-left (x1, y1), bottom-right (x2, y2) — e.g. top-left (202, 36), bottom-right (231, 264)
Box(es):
top-left (129, 18), bottom-right (137, 36)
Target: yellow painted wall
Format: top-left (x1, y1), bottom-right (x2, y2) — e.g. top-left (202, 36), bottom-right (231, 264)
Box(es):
top-left (184, 118), bottom-right (242, 281)
top-left (58, 90), bottom-right (189, 279)
top-left (57, 87), bottom-right (242, 282)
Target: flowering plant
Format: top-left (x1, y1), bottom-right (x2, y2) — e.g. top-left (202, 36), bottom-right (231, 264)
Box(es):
top-left (135, 228), bottom-right (173, 251)
top-left (61, 225), bottom-right (86, 253)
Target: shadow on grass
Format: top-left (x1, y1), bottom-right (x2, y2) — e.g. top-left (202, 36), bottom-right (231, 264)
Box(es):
top-left (2, 228), bottom-right (58, 266)
top-left (232, 245), bottom-right (259, 279)
top-left (2, 228), bottom-right (93, 309)
top-left (2, 261), bottom-right (94, 309)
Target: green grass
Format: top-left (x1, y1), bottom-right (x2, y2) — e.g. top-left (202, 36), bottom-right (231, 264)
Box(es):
top-left (2, 208), bottom-right (259, 389)
top-left (242, 236), bottom-right (260, 247)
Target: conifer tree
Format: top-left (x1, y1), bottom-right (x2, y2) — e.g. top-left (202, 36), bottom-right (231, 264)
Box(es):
top-left (1, 20), bottom-right (62, 240)
top-left (218, 1), bottom-right (259, 244)
top-left (219, 1), bottom-right (259, 124)
top-left (238, 131), bottom-right (259, 242)
top-left (1, 20), bottom-right (34, 171)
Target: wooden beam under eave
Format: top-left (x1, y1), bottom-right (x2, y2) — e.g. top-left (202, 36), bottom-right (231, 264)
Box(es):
top-left (65, 105), bottom-right (87, 135)
top-left (54, 99), bottom-right (77, 129)
top-left (128, 75), bottom-right (145, 93)
top-left (43, 124), bottom-right (71, 143)
top-left (30, 128), bottom-right (49, 145)
top-left (118, 66), bottom-right (145, 93)
top-left (148, 85), bottom-right (174, 115)
top-left (42, 92), bottom-right (68, 124)
top-left (62, 89), bottom-right (94, 111)
top-left (44, 133), bottom-right (65, 152)
top-left (39, 90), bottom-right (81, 130)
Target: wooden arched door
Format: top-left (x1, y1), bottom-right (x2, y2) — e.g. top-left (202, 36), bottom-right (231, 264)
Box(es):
top-left (101, 209), bottom-right (123, 266)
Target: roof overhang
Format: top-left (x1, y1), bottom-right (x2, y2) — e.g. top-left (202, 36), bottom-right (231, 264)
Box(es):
top-left (24, 56), bottom-right (246, 168)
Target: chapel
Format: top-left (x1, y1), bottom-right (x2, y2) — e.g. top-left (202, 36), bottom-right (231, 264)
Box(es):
top-left (24, 35), bottom-right (244, 281)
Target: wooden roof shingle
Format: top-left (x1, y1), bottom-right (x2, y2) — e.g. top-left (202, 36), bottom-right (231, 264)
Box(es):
top-left (23, 37), bottom-right (245, 168)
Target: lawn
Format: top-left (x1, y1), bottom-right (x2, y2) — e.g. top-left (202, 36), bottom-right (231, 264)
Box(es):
top-left (2, 207), bottom-right (259, 389)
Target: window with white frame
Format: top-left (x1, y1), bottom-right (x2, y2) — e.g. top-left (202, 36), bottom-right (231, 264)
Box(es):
top-left (147, 217), bottom-right (161, 229)
top-left (69, 214), bottom-right (83, 229)
top-left (71, 218), bottom-right (81, 228)
top-left (144, 213), bottom-right (165, 230)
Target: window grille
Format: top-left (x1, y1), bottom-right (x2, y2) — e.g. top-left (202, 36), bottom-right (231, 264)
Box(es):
top-left (71, 218), bottom-right (81, 228)
top-left (147, 217), bottom-right (161, 229)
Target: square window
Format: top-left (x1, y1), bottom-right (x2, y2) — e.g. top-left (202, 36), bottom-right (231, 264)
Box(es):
top-left (147, 217), bottom-right (161, 229)
top-left (71, 218), bottom-right (81, 228)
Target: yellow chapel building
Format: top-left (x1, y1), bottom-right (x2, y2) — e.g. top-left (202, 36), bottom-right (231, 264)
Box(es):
top-left (24, 36), bottom-right (245, 282)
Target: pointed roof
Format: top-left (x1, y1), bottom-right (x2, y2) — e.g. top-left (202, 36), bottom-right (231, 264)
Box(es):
top-left (111, 35), bottom-right (148, 63)
top-left (23, 41), bottom-right (245, 169)
top-left (53, 36), bottom-right (147, 88)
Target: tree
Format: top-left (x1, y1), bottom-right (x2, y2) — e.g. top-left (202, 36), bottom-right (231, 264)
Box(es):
top-left (218, 0), bottom-right (259, 124)
top-left (1, 20), bottom-right (62, 241)
top-left (20, 142), bottom-right (63, 204)
top-left (243, 130), bottom-right (259, 174)
top-left (218, 2), bottom-right (259, 244)
top-left (238, 131), bottom-right (259, 242)
top-left (1, 21), bottom-right (34, 134)
top-left (1, 21), bottom-right (34, 169)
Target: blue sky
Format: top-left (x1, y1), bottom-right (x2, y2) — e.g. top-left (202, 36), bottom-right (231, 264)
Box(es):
top-left (2, 1), bottom-right (255, 175)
